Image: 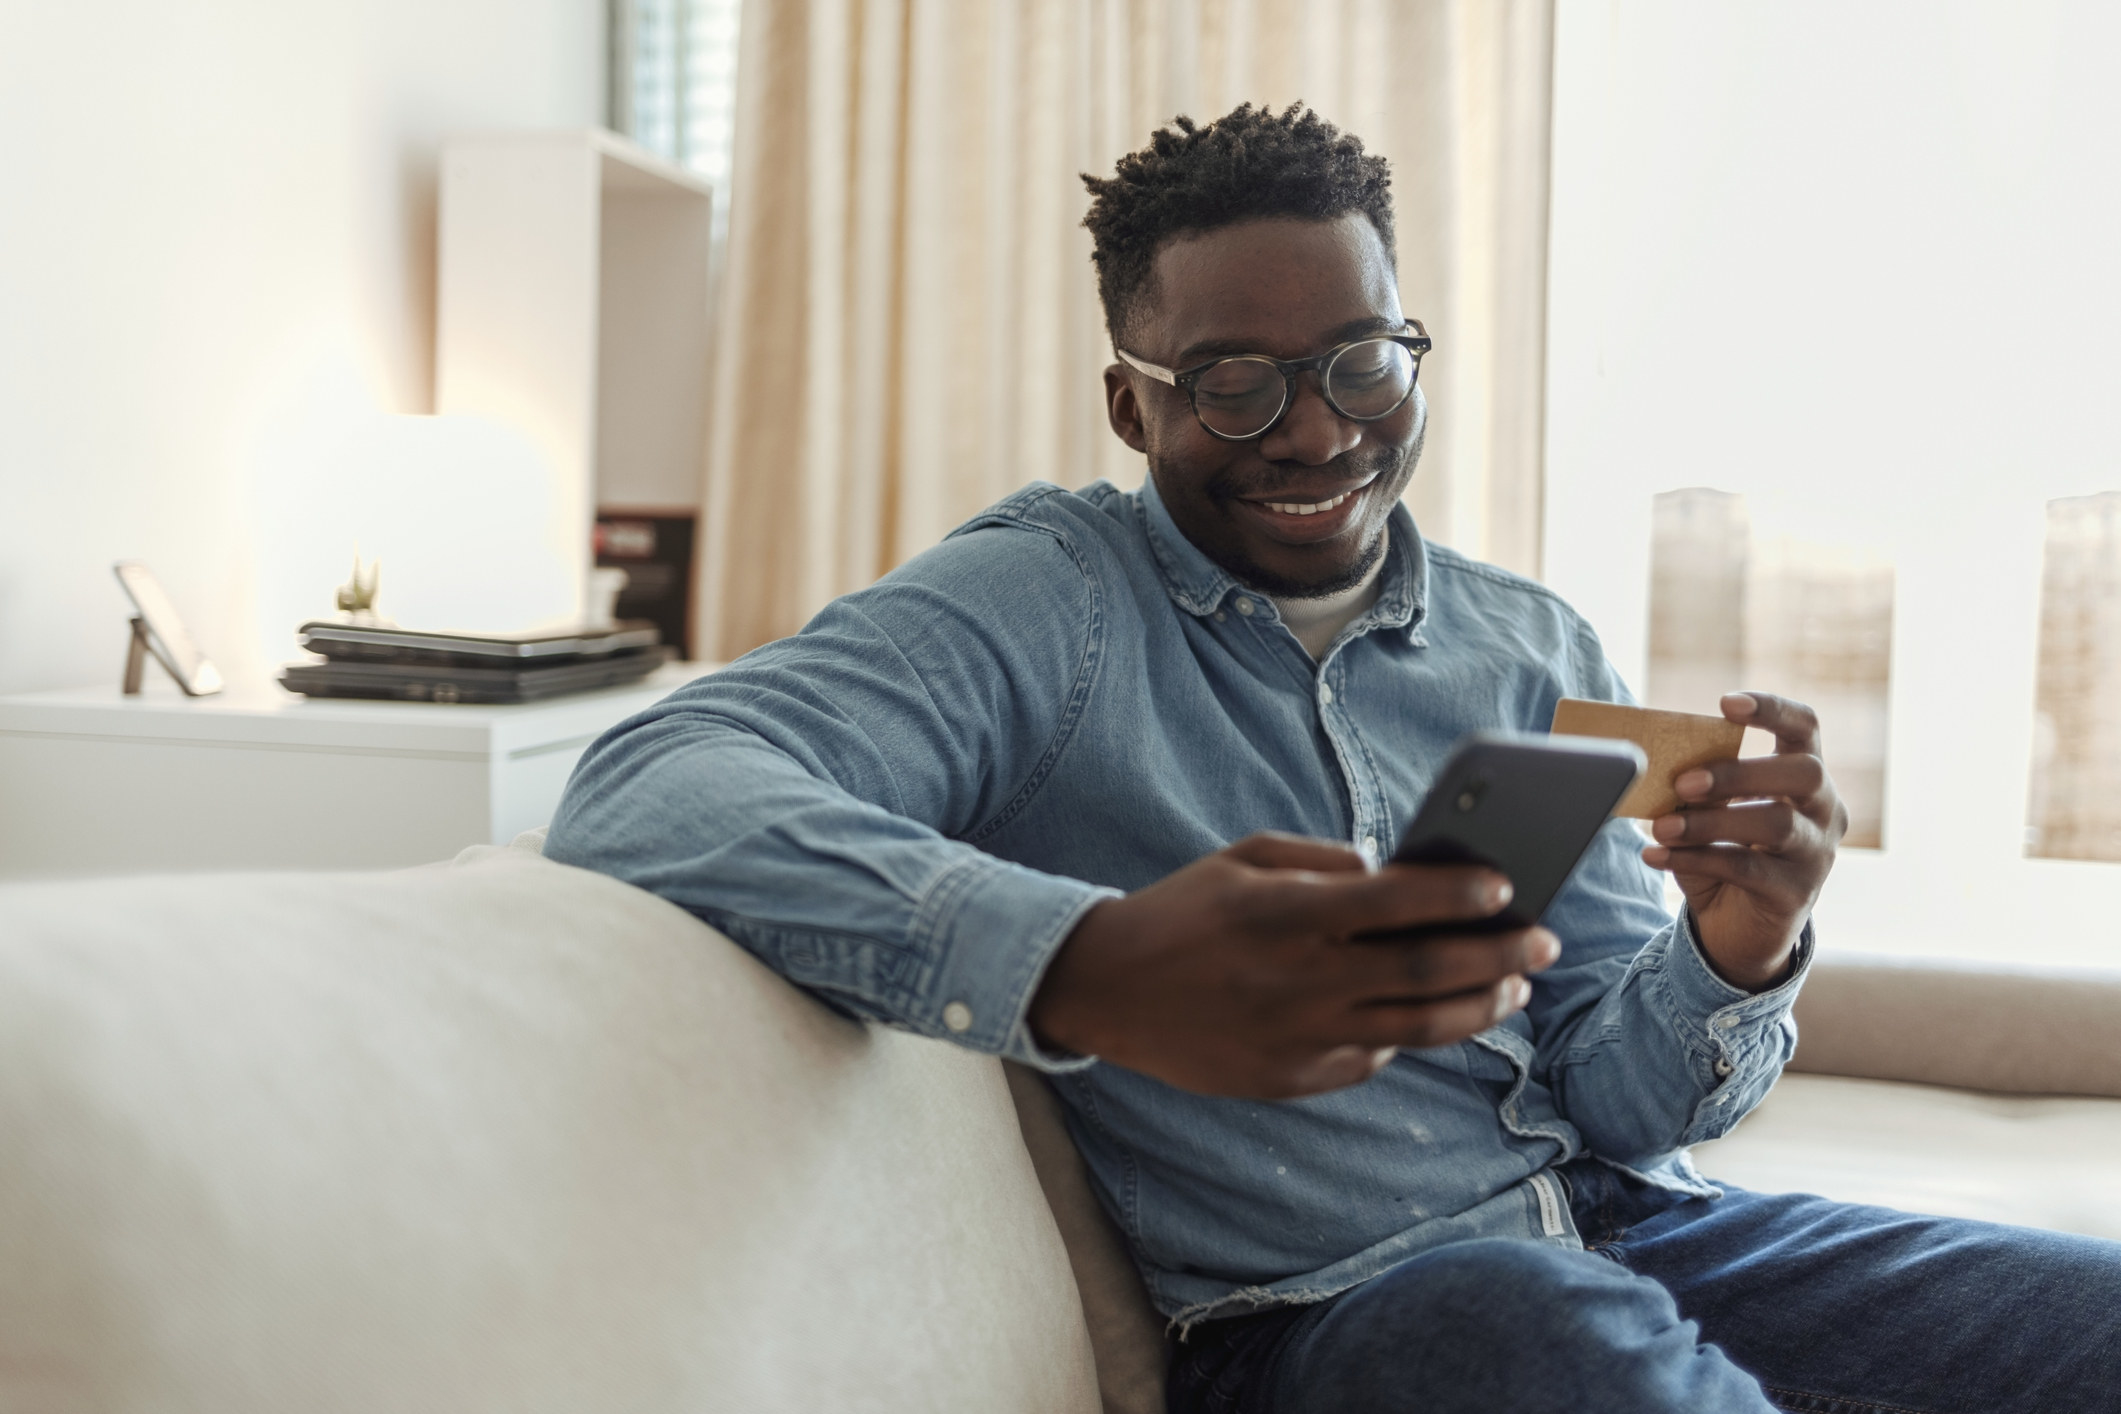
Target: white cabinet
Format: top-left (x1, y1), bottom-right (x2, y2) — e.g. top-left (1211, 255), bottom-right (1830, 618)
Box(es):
top-left (435, 129), bottom-right (714, 617)
top-left (0, 665), bottom-right (709, 880)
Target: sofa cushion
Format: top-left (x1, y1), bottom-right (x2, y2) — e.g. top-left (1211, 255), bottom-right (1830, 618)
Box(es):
top-left (1790, 954), bottom-right (2121, 1097)
top-left (1692, 1072), bottom-right (2121, 1239)
top-left (0, 847), bottom-right (1098, 1414)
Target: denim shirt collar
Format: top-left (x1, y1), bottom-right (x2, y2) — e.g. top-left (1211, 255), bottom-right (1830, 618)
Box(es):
top-left (1138, 470), bottom-right (1431, 647)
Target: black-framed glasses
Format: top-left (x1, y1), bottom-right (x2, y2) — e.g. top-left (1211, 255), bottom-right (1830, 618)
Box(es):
top-left (1117, 322), bottom-right (1432, 441)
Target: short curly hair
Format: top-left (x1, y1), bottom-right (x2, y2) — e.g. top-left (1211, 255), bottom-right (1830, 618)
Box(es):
top-left (1081, 102), bottom-right (1395, 343)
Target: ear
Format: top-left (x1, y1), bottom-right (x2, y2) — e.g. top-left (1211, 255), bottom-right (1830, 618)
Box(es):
top-left (1104, 364), bottom-right (1150, 454)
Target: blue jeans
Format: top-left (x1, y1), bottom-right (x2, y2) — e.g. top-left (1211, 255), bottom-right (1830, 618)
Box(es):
top-left (1166, 1162), bottom-right (2121, 1413)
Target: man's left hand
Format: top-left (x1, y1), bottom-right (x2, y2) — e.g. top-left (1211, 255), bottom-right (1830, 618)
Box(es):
top-left (1641, 691), bottom-right (1847, 991)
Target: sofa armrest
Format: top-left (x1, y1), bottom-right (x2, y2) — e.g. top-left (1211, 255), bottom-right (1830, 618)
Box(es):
top-left (0, 853), bottom-right (1102, 1414)
top-left (1789, 953), bottom-right (2121, 1098)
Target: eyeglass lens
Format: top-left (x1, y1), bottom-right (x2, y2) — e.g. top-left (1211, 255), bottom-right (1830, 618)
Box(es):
top-left (1191, 338), bottom-right (1418, 439)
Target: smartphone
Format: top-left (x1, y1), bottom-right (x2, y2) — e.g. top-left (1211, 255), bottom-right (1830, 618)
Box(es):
top-left (1390, 732), bottom-right (1645, 934)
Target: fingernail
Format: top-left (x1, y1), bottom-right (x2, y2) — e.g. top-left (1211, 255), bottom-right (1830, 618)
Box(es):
top-left (1653, 813), bottom-right (1685, 842)
top-left (1486, 877), bottom-right (1514, 910)
top-left (1531, 932), bottom-right (1561, 967)
top-left (1722, 693), bottom-right (1758, 717)
top-left (1509, 976), bottom-right (1533, 1009)
top-left (1675, 770), bottom-right (1712, 798)
top-left (1641, 844), bottom-right (1670, 866)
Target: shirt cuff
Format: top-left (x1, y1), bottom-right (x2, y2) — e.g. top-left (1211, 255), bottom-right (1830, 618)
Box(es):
top-left (908, 852), bottom-right (1119, 1072)
top-left (1666, 906), bottom-right (1815, 1013)
top-left (1660, 907), bottom-right (1813, 1092)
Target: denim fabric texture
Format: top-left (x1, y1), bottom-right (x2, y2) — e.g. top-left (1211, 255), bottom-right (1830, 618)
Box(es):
top-left (546, 476), bottom-right (1811, 1324)
top-left (1167, 1160), bottom-right (2121, 1413)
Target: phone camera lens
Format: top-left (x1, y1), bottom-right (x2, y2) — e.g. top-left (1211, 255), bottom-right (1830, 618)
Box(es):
top-left (1456, 781), bottom-right (1485, 812)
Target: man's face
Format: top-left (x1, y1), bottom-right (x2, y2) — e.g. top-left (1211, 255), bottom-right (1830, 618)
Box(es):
top-left (1103, 213), bottom-right (1420, 597)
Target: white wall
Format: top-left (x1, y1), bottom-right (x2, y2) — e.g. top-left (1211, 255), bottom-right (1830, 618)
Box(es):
top-left (1546, 0), bottom-right (2121, 967)
top-left (0, 0), bottom-right (602, 694)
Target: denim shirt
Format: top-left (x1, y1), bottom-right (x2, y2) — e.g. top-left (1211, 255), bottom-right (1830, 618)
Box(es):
top-left (546, 476), bottom-right (1810, 1324)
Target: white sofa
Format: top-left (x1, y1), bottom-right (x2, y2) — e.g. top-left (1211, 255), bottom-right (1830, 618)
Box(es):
top-left (1, 838), bottom-right (2116, 1414)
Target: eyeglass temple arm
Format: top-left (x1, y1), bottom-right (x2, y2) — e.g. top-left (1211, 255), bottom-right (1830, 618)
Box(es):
top-left (1115, 348), bottom-right (1179, 385)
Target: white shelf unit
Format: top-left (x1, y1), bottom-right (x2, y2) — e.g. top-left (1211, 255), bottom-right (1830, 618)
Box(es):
top-left (435, 129), bottom-right (714, 618)
top-left (0, 664), bottom-right (710, 880)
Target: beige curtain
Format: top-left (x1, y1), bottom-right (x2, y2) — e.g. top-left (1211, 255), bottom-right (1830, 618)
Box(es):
top-left (700, 0), bottom-right (1555, 659)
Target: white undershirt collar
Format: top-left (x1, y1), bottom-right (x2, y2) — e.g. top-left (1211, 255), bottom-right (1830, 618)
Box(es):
top-left (1267, 549), bottom-right (1388, 661)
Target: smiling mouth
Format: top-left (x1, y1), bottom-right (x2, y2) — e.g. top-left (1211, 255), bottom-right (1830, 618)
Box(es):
top-left (1259, 489), bottom-right (1357, 517)
top-left (1240, 470), bottom-right (1380, 518)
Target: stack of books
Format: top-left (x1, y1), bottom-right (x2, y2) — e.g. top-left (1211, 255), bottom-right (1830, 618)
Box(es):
top-left (280, 622), bottom-right (669, 705)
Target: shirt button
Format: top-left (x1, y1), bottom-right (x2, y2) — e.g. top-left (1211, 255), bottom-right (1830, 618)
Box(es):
top-left (1714, 1058), bottom-right (1734, 1078)
top-left (1716, 1015), bottom-right (1739, 1030)
top-left (1214, 610), bottom-right (1227, 623)
top-left (1235, 598), bottom-right (1255, 616)
top-left (1360, 835), bottom-right (1379, 859)
top-left (1319, 682), bottom-right (1335, 705)
top-left (942, 1002), bottom-right (973, 1033)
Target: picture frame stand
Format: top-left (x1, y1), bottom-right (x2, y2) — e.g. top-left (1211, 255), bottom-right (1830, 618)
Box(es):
top-left (123, 616), bottom-right (212, 697)
top-left (114, 562), bottom-right (223, 698)
top-left (122, 617), bottom-right (156, 695)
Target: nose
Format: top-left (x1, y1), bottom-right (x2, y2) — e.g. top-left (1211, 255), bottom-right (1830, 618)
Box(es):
top-left (1256, 373), bottom-right (1361, 465)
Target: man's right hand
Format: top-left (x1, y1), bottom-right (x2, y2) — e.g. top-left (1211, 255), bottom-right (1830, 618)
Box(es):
top-left (1027, 832), bottom-right (1560, 1100)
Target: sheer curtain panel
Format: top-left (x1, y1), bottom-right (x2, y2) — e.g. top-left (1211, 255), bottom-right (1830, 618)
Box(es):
top-left (702, 0), bottom-right (1556, 659)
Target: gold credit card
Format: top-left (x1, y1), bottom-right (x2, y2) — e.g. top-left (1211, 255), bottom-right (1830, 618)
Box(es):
top-left (1549, 699), bottom-right (1745, 819)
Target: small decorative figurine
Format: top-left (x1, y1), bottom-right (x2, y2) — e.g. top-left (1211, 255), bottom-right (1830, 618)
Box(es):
top-left (334, 554), bottom-right (383, 624)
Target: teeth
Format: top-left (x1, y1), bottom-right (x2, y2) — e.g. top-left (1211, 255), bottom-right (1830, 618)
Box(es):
top-left (1264, 490), bottom-right (1354, 516)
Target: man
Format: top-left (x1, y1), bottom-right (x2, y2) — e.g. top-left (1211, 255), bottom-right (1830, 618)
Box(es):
top-left (549, 104), bottom-right (2118, 1413)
